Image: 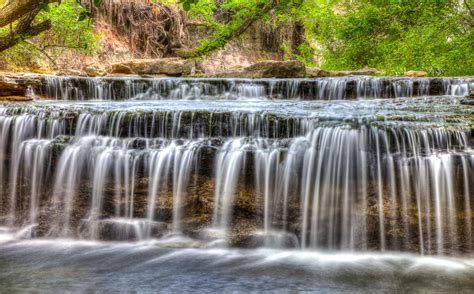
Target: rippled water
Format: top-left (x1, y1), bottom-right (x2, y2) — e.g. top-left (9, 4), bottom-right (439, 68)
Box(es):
top-left (3, 95), bottom-right (472, 123)
top-left (1, 233), bottom-right (473, 292)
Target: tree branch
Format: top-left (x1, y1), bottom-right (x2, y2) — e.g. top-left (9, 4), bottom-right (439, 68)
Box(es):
top-left (23, 40), bottom-right (57, 66)
top-left (0, 20), bottom-right (52, 52)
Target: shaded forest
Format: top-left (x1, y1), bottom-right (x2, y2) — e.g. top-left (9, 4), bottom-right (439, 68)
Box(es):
top-left (0, 0), bottom-right (473, 76)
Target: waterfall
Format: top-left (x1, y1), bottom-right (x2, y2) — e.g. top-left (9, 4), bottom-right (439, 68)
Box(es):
top-left (40, 76), bottom-right (474, 100)
top-left (0, 76), bottom-right (472, 255)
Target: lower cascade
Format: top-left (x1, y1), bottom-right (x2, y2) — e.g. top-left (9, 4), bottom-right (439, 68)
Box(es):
top-left (0, 78), bottom-right (473, 256)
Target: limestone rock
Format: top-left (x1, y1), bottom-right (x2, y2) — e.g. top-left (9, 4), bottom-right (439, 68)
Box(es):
top-left (111, 63), bottom-right (133, 75)
top-left (110, 58), bottom-right (195, 76)
top-left (84, 65), bottom-right (107, 77)
top-left (0, 78), bottom-right (27, 96)
top-left (242, 60), bottom-right (306, 78)
top-left (0, 73), bottom-right (42, 97)
top-left (306, 67), bottom-right (324, 77)
top-left (56, 69), bottom-right (85, 76)
top-left (213, 60), bottom-right (306, 78)
top-left (404, 70), bottom-right (428, 77)
top-left (0, 95), bottom-right (34, 102)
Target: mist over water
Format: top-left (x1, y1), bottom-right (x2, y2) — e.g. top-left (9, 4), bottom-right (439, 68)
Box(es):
top-left (0, 76), bottom-right (473, 291)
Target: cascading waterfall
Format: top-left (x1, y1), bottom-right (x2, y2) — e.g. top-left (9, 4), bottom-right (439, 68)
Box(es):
top-left (40, 76), bottom-right (474, 100)
top-left (0, 76), bottom-right (472, 255)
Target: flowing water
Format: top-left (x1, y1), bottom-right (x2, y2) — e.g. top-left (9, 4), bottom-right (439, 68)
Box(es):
top-left (0, 76), bottom-right (473, 291)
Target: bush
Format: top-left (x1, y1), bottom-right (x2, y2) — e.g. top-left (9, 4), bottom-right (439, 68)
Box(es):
top-left (309, 0), bottom-right (474, 76)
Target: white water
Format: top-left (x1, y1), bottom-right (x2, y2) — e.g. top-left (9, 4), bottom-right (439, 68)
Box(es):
top-left (0, 77), bottom-right (473, 256)
top-left (41, 76), bottom-right (474, 100)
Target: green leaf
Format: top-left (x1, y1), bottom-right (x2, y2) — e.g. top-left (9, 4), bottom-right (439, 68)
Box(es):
top-left (183, 2), bottom-right (191, 11)
top-left (78, 11), bottom-right (90, 21)
top-left (40, 3), bottom-right (50, 12)
top-left (94, 0), bottom-right (103, 6)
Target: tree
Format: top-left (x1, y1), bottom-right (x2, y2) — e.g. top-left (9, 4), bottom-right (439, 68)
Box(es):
top-left (179, 0), bottom-right (306, 59)
top-left (0, 0), bottom-right (59, 52)
top-left (0, 0), bottom-right (102, 53)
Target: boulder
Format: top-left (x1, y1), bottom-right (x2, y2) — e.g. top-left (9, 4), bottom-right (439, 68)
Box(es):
top-left (110, 58), bottom-right (195, 76)
top-left (84, 65), bottom-right (107, 77)
top-left (213, 60), bottom-right (306, 78)
top-left (0, 73), bottom-right (42, 97)
top-left (56, 69), bottom-right (85, 76)
top-left (404, 70), bottom-right (428, 77)
top-left (111, 63), bottom-right (133, 75)
top-left (0, 78), bottom-right (27, 96)
top-left (243, 60), bottom-right (306, 78)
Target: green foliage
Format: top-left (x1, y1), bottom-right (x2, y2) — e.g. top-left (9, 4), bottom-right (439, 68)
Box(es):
top-left (309, 0), bottom-right (474, 76)
top-left (184, 0), bottom-right (308, 58)
top-left (0, 0), bottom-right (99, 68)
top-left (181, 0), bottom-right (472, 76)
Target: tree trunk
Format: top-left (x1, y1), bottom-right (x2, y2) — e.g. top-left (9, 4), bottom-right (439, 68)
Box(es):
top-left (0, 0), bottom-right (42, 28)
top-left (0, 1), bottom-right (58, 53)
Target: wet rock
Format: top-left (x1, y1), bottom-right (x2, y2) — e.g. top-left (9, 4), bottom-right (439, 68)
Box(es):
top-left (404, 70), bottom-right (428, 77)
top-left (460, 98), bottom-right (474, 105)
top-left (469, 89), bottom-right (474, 98)
top-left (110, 58), bottom-right (195, 76)
top-left (230, 229), bottom-right (299, 249)
top-left (94, 218), bottom-right (168, 241)
top-left (0, 96), bottom-right (33, 101)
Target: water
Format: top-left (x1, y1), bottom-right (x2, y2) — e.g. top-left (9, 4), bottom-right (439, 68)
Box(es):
top-left (0, 233), bottom-right (473, 292)
top-left (41, 76), bottom-right (474, 100)
top-left (0, 76), bottom-right (473, 291)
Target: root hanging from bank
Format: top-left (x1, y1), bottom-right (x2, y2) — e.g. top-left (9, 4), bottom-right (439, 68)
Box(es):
top-left (91, 0), bottom-right (188, 58)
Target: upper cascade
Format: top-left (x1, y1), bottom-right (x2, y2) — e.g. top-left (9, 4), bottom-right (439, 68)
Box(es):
top-left (39, 76), bottom-right (474, 101)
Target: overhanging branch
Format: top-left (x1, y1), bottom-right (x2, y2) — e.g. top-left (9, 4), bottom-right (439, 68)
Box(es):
top-left (0, 20), bottom-right (52, 52)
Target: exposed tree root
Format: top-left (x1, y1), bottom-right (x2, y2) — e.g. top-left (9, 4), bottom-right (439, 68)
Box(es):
top-left (90, 0), bottom-right (188, 58)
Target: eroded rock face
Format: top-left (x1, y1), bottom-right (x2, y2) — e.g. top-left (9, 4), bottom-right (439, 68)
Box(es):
top-left (0, 73), bottom-right (42, 98)
top-left (111, 58), bottom-right (195, 76)
top-left (0, 78), bottom-right (26, 96)
top-left (404, 70), bottom-right (428, 77)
